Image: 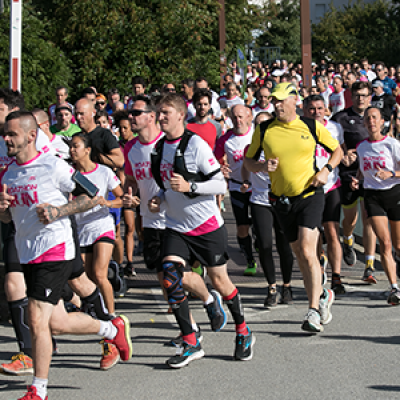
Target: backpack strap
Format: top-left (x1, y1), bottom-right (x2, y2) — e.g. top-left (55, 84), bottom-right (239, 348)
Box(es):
top-left (150, 135), bottom-right (167, 191)
top-left (252, 118), bottom-right (275, 161)
top-left (299, 116), bottom-right (318, 143)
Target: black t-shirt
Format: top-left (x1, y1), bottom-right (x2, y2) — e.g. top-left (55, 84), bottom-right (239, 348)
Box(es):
top-left (87, 126), bottom-right (119, 165)
top-left (371, 93), bottom-right (396, 121)
top-left (331, 107), bottom-right (369, 181)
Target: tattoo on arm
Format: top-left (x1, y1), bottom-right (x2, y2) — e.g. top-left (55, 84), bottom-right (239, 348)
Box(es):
top-left (56, 195), bottom-right (100, 219)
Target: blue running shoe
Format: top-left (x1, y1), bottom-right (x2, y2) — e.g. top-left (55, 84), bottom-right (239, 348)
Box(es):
top-left (166, 340), bottom-right (205, 368)
top-left (204, 290), bottom-right (227, 332)
top-left (234, 327), bottom-right (255, 361)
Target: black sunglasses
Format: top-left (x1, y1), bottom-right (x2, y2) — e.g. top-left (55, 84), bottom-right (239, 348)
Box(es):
top-left (129, 109), bottom-right (151, 116)
top-left (97, 102), bottom-right (105, 106)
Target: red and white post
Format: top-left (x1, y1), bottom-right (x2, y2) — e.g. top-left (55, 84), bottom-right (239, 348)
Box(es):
top-left (9, 0), bottom-right (22, 92)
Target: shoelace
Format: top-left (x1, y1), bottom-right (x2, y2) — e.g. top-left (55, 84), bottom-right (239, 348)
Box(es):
top-left (100, 340), bottom-right (112, 356)
top-left (11, 353), bottom-right (30, 367)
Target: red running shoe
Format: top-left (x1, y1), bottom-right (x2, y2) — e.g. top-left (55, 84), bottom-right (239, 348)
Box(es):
top-left (18, 385), bottom-right (47, 400)
top-left (110, 315), bottom-right (132, 361)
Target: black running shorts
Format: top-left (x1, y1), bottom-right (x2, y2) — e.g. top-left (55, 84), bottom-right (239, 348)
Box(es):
top-left (364, 185), bottom-right (400, 221)
top-left (322, 187), bottom-right (341, 223)
top-left (162, 225), bottom-right (229, 267)
top-left (230, 190), bottom-right (252, 226)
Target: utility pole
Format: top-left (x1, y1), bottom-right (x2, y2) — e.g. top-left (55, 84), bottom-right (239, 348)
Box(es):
top-left (300, 0), bottom-right (312, 87)
top-left (10, 0), bottom-right (22, 91)
top-left (219, 0), bottom-right (226, 91)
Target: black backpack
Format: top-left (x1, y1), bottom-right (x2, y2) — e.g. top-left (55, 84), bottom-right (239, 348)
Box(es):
top-left (150, 130), bottom-right (211, 198)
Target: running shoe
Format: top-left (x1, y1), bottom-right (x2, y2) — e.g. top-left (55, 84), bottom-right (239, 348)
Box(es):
top-left (124, 261), bottom-right (136, 277)
top-left (319, 288), bottom-right (334, 325)
top-left (320, 253), bottom-right (328, 285)
top-left (362, 262), bottom-right (377, 284)
top-left (1, 353), bottom-right (33, 376)
top-left (244, 260), bottom-right (257, 276)
top-left (164, 329), bottom-right (203, 348)
top-left (100, 340), bottom-right (120, 370)
top-left (301, 309), bottom-right (323, 333)
top-left (264, 286), bottom-right (277, 307)
top-left (166, 340), bottom-right (205, 368)
top-left (234, 327), bottom-right (255, 361)
top-left (280, 285), bottom-right (294, 304)
top-left (331, 275), bottom-right (346, 295)
top-left (204, 290), bottom-right (227, 332)
top-left (387, 288), bottom-right (400, 306)
top-left (17, 385), bottom-right (47, 400)
top-left (109, 315), bottom-right (132, 361)
top-left (343, 237), bottom-right (356, 266)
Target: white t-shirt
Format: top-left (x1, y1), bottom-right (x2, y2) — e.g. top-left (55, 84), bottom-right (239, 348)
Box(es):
top-left (357, 136), bottom-right (400, 190)
top-left (329, 90), bottom-right (346, 115)
top-left (252, 103), bottom-right (275, 119)
top-left (74, 164), bottom-right (120, 246)
top-left (0, 152), bottom-right (76, 263)
top-left (214, 126), bottom-right (254, 192)
top-left (315, 120), bottom-right (344, 193)
top-left (320, 88), bottom-right (333, 108)
top-left (248, 149), bottom-right (271, 206)
top-left (218, 95), bottom-right (244, 108)
top-left (125, 132), bottom-right (166, 229)
top-left (159, 134), bottom-right (225, 235)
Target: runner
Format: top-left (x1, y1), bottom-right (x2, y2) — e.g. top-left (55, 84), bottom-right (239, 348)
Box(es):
top-left (150, 93), bottom-right (254, 366)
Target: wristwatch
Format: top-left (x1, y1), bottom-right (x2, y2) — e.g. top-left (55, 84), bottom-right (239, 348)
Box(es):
top-left (324, 164), bottom-right (333, 173)
top-left (190, 182), bottom-right (198, 193)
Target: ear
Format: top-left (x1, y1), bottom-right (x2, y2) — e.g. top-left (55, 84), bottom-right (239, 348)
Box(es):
top-left (29, 129), bottom-right (37, 143)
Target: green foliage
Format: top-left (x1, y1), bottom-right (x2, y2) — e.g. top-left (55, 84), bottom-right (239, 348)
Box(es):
top-left (312, 0), bottom-right (400, 65)
top-left (256, 0), bottom-right (301, 64)
top-left (0, 1), bottom-right (73, 108)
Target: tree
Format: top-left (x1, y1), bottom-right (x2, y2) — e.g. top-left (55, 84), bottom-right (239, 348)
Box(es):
top-left (256, 0), bottom-right (301, 64)
top-left (0, 1), bottom-right (74, 108)
top-left (312, 0), bottom-right (400, 65)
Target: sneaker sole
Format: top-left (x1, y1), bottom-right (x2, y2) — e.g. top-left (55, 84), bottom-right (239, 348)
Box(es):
top-left (362, 276), bottom-right (377, 284)
top-left (119, 315), bottom-right (133, 361)
top-left (1, 366), bottom-right (33, 376)
top-left (301, 321), bottom-right (323, 333)
top-left (211, 290), bottom-right (227, 332)
top-left (320, 290), bottom-right (335, 325)
top-left (100, 353), bottom-right (121, 371)
top-left (243, 270), bottom-right (257, 276)
top-left (167, 349), bottom-right (205, 368)
top-left (235, 334), bottom-right (256, 361)
top-left (387, 295), bottom-right (400, 306)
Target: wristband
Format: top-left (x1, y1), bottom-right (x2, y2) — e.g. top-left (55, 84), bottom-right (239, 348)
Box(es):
top-left (324, 164), bottom-right (333, 173)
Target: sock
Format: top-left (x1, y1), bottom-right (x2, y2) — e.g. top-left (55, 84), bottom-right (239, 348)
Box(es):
top-left (365, 255), bottom-right (375, 261)
top-left (224, 288), bottom-right (245, 327)
top-left (81, 288), bottom-right (112, 321)
top-left (191, 323), bottom-right (199, 332)
top-left (182, 332), bottom-right (197, 346)
top-left (203, 293), bottom-right (214, 306)
top-left (236, 321), bottom-right (248, 336)
top-left (238, 235), bottom-right (253, 263)
top-left (98, 320), bottom-right (117, 340)
top-left (344, 235), bottom-right (353, 243)
top-left (9, 297), bottom-right (32, 357)
top-left (332, 273), bottom-right (341, 278)
top-left (391, 283), bottom-right (399, 290)
top-left (171, 297), bottom-right (193, 335)
top-left (365, 256), bottom-right (375, 269)
top-left (32, 377), bottom-right (48, 400)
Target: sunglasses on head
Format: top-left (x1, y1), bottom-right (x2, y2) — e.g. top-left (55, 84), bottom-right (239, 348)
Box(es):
top-left (129, 109), bottom-right (151, 117)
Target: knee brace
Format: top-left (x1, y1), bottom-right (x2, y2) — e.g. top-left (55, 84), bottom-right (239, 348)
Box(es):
top-left (162, 261), bottom-right (185, 305)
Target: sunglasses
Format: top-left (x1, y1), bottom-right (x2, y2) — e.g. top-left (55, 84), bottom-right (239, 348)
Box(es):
top-left (376, 68), bottom-right (384, 72)
top-left (129, 109), bottom-right (151, 117)
top-left (97, 102), bottom-right (105, 106)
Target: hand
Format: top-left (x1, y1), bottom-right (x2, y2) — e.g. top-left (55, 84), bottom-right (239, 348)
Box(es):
top-left (36, 203), bottom-right (62, 224)
top-left (312, 168), bottom-right (329, 187)
top-left (240, 182), bottom-right (250, 193)
top-left (265, 157), bottom-right (279, 172)
top-left (342, 149), bottom-right (357, 167)
top-left (123, 187), bottom-right (141, 208)
top-left (220, 163), bottom-right (232, 180)
top-left (169, 173), bottom-right (190, 193)
top-left (148, 196), bottom-right (161, 213)
top-left (350, 176), bottom-right (359, 191)
top-left (0, 184), bottom-right (14, 212)
top-left (96, 196), bottom-right (107, 207)
top-left (375, 166), bottom-right (393, 180)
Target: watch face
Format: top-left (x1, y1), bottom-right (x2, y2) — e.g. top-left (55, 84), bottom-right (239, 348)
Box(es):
top-left (191, 182), bottom-right (198, 192)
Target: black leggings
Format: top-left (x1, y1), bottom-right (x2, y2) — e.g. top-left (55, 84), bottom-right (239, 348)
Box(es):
top-left (251, 203), bottom-right (294, 285)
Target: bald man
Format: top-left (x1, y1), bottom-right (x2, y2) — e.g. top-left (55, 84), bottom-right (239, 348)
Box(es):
top-left (214, 105), bottom-right (258, 275)
top-left (75, 98), bottom-right (123, 169)
top-left (31, 108), bottom-right (70, 159)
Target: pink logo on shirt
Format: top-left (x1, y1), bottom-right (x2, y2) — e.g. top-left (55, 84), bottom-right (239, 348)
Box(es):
top-left (232, 149), bottom-right (244, 163)
top-left (208, 158), bottom-right (215, 166)
top-left (363, 156), bottom-right (386, 171)
top-left (28, 176), bottom-right (36, 181)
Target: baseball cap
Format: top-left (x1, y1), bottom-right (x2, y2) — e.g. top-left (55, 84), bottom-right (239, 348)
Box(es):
top-left (372, 80), bottom-right (384, 88)
top-left (55, 104), bottom-right (73, 113)
top-left (270, 83), bottom-right (298, 100)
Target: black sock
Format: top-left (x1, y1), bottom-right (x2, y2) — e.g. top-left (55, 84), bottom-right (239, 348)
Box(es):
top-left (171, 298), bottom-right (193, 337)
top-left (81, 288), bottom-right (113, 321)
top-left (9, 297), bottom-right (32, 357)
top-left (224, 290), bottom-right (245, 326)
top-left (238, 235), bottom-right (253, 263)
top-left (332, 273), bottom-right (341, 278)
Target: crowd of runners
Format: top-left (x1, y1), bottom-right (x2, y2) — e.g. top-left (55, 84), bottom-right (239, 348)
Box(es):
top-left (1, 56), bottom-right (400, 400)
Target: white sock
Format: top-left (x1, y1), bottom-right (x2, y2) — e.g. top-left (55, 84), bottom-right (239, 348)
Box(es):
top-left (365, 255), bottom-right (375, 262)
top-left (345, 235), bottom-right (353, 241)
top-left (203, 293), bottom-right (214, 306)
top-left (392, 283), bottom-right (399, 290)
top-left (192, 323), bottom-right (199, 332)
top-left (98, 320), bottom-right (117, 340)
top-left (32, 377), bottom-right (48, 400)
